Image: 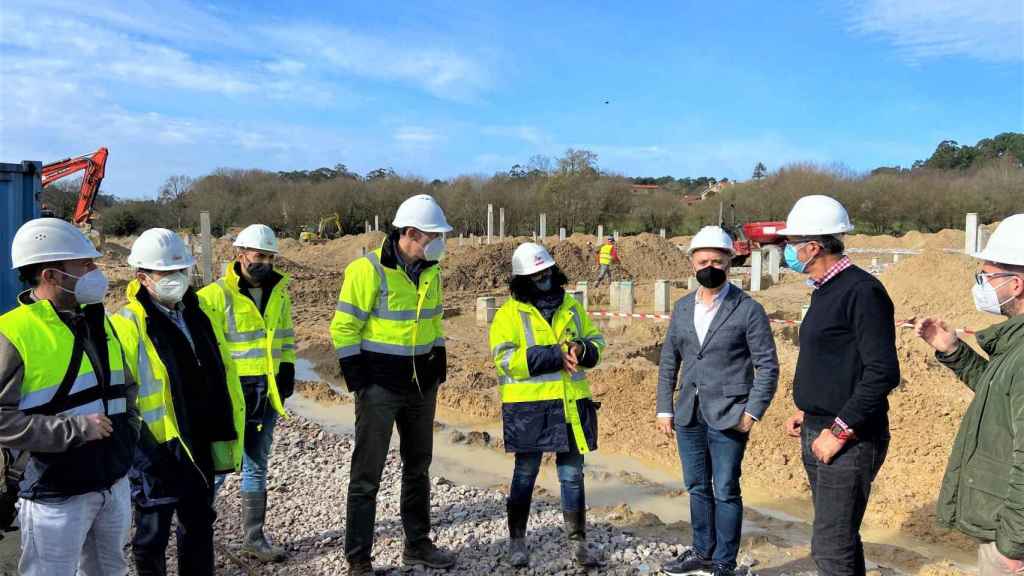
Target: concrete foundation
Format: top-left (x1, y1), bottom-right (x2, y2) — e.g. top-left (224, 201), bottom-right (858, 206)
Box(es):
top-left (654, 280), bottom-right (671, 314)
top-left (618, 281), bottom-right (634, 315)
top-left (476, 297), bottom-right (496, 324)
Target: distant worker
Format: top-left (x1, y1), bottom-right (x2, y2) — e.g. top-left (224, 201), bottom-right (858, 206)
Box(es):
top-left (490, 242), bottom-right (606, 569)
top-left (0, 218), bottom-right (138, 575)
top-left (915, 214), bottom-right (1024, 576)
top-left (198, 223), bottom-right (294, 563)
top-left (594, 235), bottom-right (619, 288)
top-left (656, 226), bottom-right (779, 576)
top-left (110, 229), bottom-right (242, 575)
top-left (780, 195), bottom-right (900, 576)
top-left (331, 195), bottom-right (456, 575)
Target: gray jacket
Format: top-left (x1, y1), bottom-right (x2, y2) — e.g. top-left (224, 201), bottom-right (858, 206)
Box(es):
top-left (657, 286), bottom-right (779, 430)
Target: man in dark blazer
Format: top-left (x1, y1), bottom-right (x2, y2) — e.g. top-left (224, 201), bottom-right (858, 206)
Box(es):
top-left (657, 226), bottom-right (779, 576)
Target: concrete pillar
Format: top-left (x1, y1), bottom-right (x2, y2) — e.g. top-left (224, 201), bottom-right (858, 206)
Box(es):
top-left (459, 233), bottom-right (463, 246)
top-left (965, 213), bottom-right (979, 255)
top-left (476, 297), bottom-right (496, 324)
top-left (499, 207), bottom-right (505, 240)
top-left (575, 281), bottom-right (589, 311)
top-left (199, 211), bottom-right (212, 286)
top-left (800, 304), bottom-right (810, 321)
top-left (654, 280), bottom-right (671, 314)
top-left (871, 257), bottom-right (880, 268)
top-left (609, 281), bottom-right (620, 309)
top-left (893, 253), bottom-right (901, 263)
top-left (566, 289), bottom-right (585, 308)
top-left (687, 277), bottom-right (698, 290)
top-left (614, 230), bottom-right (620, 242)
top-left (618, 281), bottom-right (634, 315)
top-left (767, 246), bottom-right (781, 283)
top-left (365, 221), bottom-right (371, 234)
top-left (539, 213), bottom-right (547, 240)
top-left (374, 215), bottom-right (379, 232)
top-left (597, 225), bottom-right (604, 240)
top-left (559, 227), bottom-right (566, 241)
top-left (360, 246), bottom-right (367, 257)
top-left (978, 227), bottom-right (990, 252)
top-left (487, 204), bottom-right (493, 245)
top-left (750, 250), bottom-right (764, 292)
top-left (659, 228), bottom-right (666, 239)
top-left (532, 231), bottom-right (537, 241)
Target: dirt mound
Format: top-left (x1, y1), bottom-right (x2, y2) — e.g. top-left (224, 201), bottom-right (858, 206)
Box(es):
top-left (879, 250), bottom-right (994, 334)
top-left (846, 229), bottom-right (964, 251)
top-left (279, 232), bottom-right (386, 274)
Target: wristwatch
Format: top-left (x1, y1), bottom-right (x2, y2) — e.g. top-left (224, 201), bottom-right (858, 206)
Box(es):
top-left (830, 421), bottom-right (856, 442)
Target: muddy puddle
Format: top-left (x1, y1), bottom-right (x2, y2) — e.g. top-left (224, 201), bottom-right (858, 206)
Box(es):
top-left (291, 358), bottom-right (975, 573)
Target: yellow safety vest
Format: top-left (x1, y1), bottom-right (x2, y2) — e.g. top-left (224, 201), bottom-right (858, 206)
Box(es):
top-left (0, 298), bottom-right (128, 419)
top-left (488, 294), bottom-right (606, 454)
top-left (330, 246), bottom-right (445, 362)
top-left (110, 280), bottom-right (245, 473)
top-left (599, 243), bottom-right (615, 265)
top-left (196, 263), bottom-right (291, 417)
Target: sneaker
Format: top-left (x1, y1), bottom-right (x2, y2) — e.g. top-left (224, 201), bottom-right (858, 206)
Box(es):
top-left (402, 541), bottom-right (457, 570)
top-left (662, 548), bottom-right (712, 575)
top-left (347, 558), bottom-right (375, 576)
top-left (712, 563), bottom-right (739, 576)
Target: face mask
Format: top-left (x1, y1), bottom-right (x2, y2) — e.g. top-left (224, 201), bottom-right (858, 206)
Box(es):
top-left (696, 266), bottom-right (727, 289)
top-left (534, 277), bottom-right (554, 292)
top-left (784, 243), bottom-right (811, 274)
top-left (246, 261), bottom-right (273, 283)
top-left (146, 271), bottom-right (190, 305)
top-left (51, 268), bottom-right (108, 305)
top-left (423, 236), bottom-right (446, 262)
top-left (972, 278), bottom-right (1014, 316)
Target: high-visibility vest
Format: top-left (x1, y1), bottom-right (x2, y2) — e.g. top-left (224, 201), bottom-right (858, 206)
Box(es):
top-left (330, 247), bottom-right (445, 362)
top-left (197, 263), bottom-right (292, 417)
top-left (488, 294), bottom-right (606, 454)
top-left (599, 244), bottom-right (615, 265)
top-left (110, 280), bottom-right (245, 473)
top-left (0, 299), bottom-right (128, 419)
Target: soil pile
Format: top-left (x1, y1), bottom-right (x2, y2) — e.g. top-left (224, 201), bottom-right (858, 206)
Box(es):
top-left (846, 229), bottom-right (964, 251)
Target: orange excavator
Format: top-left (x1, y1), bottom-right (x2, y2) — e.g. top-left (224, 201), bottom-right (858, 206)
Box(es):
top-left (41, 147), bottom-right (108, 248)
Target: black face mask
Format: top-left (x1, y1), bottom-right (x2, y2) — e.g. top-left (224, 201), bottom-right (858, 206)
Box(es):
top-left (696, 266), bottom-right (727, 289)
top-left (246, 262), bottom-right (273, 283)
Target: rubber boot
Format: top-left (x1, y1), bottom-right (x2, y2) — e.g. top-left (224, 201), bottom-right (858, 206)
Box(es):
top-left (506, 499), bottom-right (530, 568)
top-left (240, 491), bottom-right (287, 563)
top-left (563, 509), bottom-right (602, 568)
top-left (132, 553), bottom-right (167, 576)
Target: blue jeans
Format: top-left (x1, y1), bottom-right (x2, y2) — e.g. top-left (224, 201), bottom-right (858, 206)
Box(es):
top-left (675, 407), bottom-right (748, 568)
top-left (214, 409), bottom-right (279, 494)
top-left (509, 449), bottom-right (585, 512)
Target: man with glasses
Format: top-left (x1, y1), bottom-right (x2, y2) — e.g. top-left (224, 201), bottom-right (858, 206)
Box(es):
top-left (915, 215), bottom-right (1024, 576)
top-left (779, 195), bottom-right (900, 576)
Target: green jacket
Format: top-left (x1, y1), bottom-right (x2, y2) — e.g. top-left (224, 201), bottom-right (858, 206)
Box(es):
top-left (937, 314), bottom-right (1024, 559)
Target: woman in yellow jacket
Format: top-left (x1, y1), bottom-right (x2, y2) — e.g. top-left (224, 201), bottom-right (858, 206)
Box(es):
top-left (489, 242), bottom-right (606, 569)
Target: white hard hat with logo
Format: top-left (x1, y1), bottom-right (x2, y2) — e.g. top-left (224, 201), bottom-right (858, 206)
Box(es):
top-left (688, 226), bottom-right (735, 256)
top-left (778, 195), bottom-right (854, 236)
top-left (234, 224), bottom-right (279, 254)
top-left (129, 228), bottom-right (195, 271)
top-left (512, 242), bottom-right (556, 276)
top-left (11, 217), bottom-right (102, 269)
top-left (974, 214), bottom-right (1024, 267)
top-left (392, 194), bottom-right (453, 233)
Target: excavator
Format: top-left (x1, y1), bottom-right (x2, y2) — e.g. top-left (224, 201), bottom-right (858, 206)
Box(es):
top-left (300, 212), bottom-right (343, 243)
top-left (41, 147), bottom-right (108, 248)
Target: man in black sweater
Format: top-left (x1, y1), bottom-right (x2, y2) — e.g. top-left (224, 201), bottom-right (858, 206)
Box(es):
top-left (779, 195), bottom-right (900, 576)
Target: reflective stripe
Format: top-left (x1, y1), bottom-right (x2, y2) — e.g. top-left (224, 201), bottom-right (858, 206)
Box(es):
top-left (281, 343), bottom-right (296, 351)
top-left (364, 252), bottom-right (442, 321)
top-left (275, 328), bottom-right (295, 338)
top-left (361, 340), bottom-right (439, 356)
top-left (106, 398), bottom-right (127, 415)
top-left (499, 370), bottom-right (588, 385)
top-left (336, 344), bottom-right (361, 359)
top-left (231, 349), bottom-right (266, 360)
top-left (225, 329), bottom-right (266, 343)
top-left (142, 405), bottom-right (167, 424)
top-left (271, 349), bottom-right (282, 359)
top-left (570, 308), bottom-right (584, 338)
top-left (19, 369), bottom-right (104, 410)
top-left (372, 306), bottom-right (442, 321)
top-left (136, 340), bottom-right (161, 399)
top-left (520, 311), bottom-right (536, 346)
top-left (336, 301), bottom-right (370, 321)
top-left (492, 342), bottom-right (517, 376)
top-left (59, 398), bottom-right (104, 417)
top-left (18, 387), bottom-right (58, 411)
top-left (217, 280), bottom-right (239, 336)
top-left (109, 369), bottom-right (125, 386)
top-left (68, 371), bottom-right (98, 396)
top-left (365, 252), bottom-right (390, 313)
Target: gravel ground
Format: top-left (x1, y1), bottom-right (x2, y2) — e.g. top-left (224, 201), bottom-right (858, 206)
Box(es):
top-left (205, 415), bottom-right (740, 576)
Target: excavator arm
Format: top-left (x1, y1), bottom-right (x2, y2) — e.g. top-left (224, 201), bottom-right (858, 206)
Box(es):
top-left (41, 147), bottom-right (108, 225)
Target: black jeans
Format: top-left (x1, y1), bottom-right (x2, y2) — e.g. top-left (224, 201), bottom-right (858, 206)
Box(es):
top-left (345, 383), bottom-right (437, 562)
top-left (132, 463), bottom-right (216, 576)
top-left (801, 416), bottom-right (889, 576)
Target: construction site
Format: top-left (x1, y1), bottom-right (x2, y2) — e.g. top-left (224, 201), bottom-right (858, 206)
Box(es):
top-left (35, 218), bottom-right (980, 575)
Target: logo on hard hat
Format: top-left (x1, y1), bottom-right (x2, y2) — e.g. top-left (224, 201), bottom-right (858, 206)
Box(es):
top-left (534, 255), bottom-right (546, 266)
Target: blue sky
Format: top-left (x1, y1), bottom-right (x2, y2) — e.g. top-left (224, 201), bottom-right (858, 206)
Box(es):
top-left (1, 0), bottom-right (1021, 198)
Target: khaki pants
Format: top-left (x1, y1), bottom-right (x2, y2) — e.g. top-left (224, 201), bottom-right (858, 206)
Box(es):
top-left (980, 542), bottom-right (1024, 576)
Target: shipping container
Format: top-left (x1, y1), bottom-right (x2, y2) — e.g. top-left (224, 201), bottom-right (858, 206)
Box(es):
top-left (0, 161), bottom-right (41, 313)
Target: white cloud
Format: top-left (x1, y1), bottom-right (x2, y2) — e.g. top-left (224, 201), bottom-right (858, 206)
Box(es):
top-left (481, 125), bottom-right (546, 145)
top-left (265, 59), bottom-right (307, 75)
top-left (394, 126), bottom-right (442, 144)
top-left (847, 0), bottom-right (1024, 63)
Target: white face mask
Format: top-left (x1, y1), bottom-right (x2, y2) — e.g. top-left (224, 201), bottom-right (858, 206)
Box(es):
top-left (972, 278), bottom-right (1014, 316)
top-left (146, 271), bottom-right (190, 305)
top-left (423, 236), bottom-right (446, 262)
top-left (51, 268), bottom-right (109, 305)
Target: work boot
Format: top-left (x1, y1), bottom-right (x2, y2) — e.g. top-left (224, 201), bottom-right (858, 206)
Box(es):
top-left (347, 557), bottom-right (375, 575)
top-left (402, 540), bottom-right (456, 570)
top-left (507, 499), bottom-right (530, 567)
top-left (563, 509), bottom-right (603, 568)
top-left (240, 491), bottom-right (287, 563)
top-left (132, 553), bottom-right (167, 576)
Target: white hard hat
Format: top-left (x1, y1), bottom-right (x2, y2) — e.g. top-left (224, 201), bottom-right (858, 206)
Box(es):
top-left (233, 224), bottom-right (279, 254)
top-left (688, 226), bottom-right (734, 256)
top-left (974, 214), bottom-right (1024, 267)
top-left (128, 228), bottom-right (195, 271)
top-left (11, 217), bottom-right (101, 269)
top-left (512, 242), bottom-right (556, 276)
top-left (778, 195), bottom-right (854, 236)
top-left (392, 194), bottom-right (453, 233)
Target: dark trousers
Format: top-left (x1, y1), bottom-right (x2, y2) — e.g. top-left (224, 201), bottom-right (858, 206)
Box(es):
top-left (509, 448), bottom-right (585, 512)
top-left (132, 465), bottom-right (216, 576)
top-left (675, 406), bottom-right (749, 568)
top-left (345, 383), bottom-right (437, 562)
top-left (801, 416), bottom-right (889, 576)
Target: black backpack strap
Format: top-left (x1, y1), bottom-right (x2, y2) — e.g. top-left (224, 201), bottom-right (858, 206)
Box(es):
top-left (22, 322), bottom-right (86, 416)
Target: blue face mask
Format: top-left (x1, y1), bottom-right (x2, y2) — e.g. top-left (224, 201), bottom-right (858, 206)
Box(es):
top-left (784, 243), bottom-right (810, 274)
